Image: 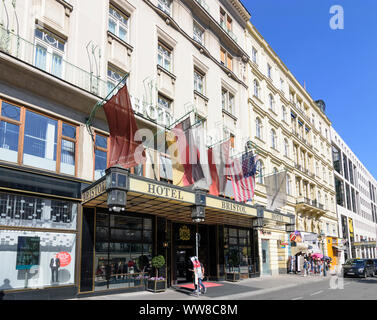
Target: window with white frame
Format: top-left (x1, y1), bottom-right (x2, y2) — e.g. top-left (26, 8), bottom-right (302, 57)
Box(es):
top-left (282, 105), bottom-right (287, 122)
top-left (256, 160), bottom-right (263, 184)
top-left (193, 21), bottom-right (204, 44)
top-left (157, 42), bottom-right (172, 72)
top-left (107, 65), bottom-right (128, 96)
top-left (284, 138), bottom-right (289, 157)
top-left (269, 94), bottom-right (275, 112)
top-left (194, 69), bottom-right (205, 95)
top-left (108, 5), bottom-right (129, 43)
top-left (256, 117), bottom-right (262, 139)
top-left (253, 79), bottom-right (260, 98)
top-left (286, 174), bottom-right (292, 195)
top-left (158, 94), bottom-right (171, 110)
top-left (267, 63), bottom-right (272, 79)
top-left (252, 47), bottom-right (258, 64)
top-left (222, 88), bottom-right (235, 115)
top-left (158, 0), bottom-right (172, 16)
top-left (34, 27), bottom-right (66, 78)
top-left (270, 129), bottom-right (277, 149)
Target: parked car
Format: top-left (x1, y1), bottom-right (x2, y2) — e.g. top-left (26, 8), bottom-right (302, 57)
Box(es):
top-left (342, 259), bottom-right (375, 278)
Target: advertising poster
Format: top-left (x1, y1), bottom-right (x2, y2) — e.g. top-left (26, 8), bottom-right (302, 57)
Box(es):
top-left (16, 236), bottom-right (40, 270)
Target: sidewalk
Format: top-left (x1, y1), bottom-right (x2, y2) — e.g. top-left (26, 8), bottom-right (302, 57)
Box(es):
top-left (73, 273), bottom-right (336, 300)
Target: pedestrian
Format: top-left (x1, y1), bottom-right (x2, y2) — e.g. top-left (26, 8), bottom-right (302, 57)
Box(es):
top-left (189, 256), bottom-right (205, 295)
top-left (198, 263), bottom-right (206, 294)
top-left (303, 258), bottom-right (308, 277)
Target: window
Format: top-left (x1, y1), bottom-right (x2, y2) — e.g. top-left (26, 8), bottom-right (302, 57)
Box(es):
top-left (252, 47), bottom-right (258, 64)
top-left (270, 129), bottom-right (277, 149)
top-left (286, 174), bottom-right (292, 195)
top-left (332, 146), bottom-right (342, 175)
top-left (220, 7), bottom-right (233, 32)
top-left (255, 118), bottom-right (262, 139)
top-left (158, 0), bottom-right (172, 15)
top-left (284, 139), bottom-right (289, 157)
top-left (157, 42), bottom-right (172, 72)
top-left (256, 160), bottom-right (263, 184)
top-left (280, 78), bottom-right (284, 91)
top-left (253, 79), bottom-right (260, 98)
top-left (222, 88), bottom-right (235, 115)
top-left (0, 101), bottom-right (20, 163)
top-left (107, 66), bottom-right (127, 96)
top-left (0, 101), bottom-right (78, 175)
top-left (193, 21), bottom-right (204, 44)
top-left (34, 27), bottom-right (65, 78)
top-left (159, 154), bottom-right (172, 182)
top-left (220, 47), bottom-right (233, 70)
top-left (343, 154), bottom-right (349, 180)
top-left (335, 177), bottom-right (344, 206)
top-left (194, 69), bottom-right (204, 94)
top-left (267, 63), bottom-right (272, 79)
top-left (108, 5), bottom-right (129, 43)
top-left (94, 133), bottom-right (108, 180)
top-left (282, 106), bottom-right (287, 122)
top-left (158, 94), bottom-right (171, 111)
top-left (269, 94), bottom-right (275, 112)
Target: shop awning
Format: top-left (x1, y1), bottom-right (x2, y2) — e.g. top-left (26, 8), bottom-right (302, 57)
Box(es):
top-left (291, 242), bottom-right (309, 255)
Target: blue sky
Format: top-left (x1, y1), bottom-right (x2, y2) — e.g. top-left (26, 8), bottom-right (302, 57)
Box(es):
top-left (242, 0), bottom-right (377, 179)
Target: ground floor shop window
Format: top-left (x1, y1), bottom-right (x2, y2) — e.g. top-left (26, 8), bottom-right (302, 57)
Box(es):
top-left (94, 212), bottom-right (153, 291)
top-left (0, 229), bottom-right (76, 291)
top-left (224, 227), bottom-right (255, 276)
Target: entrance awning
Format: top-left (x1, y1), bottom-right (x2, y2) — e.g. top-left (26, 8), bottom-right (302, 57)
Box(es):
top-left (81, 173), bottom-right (293, 228)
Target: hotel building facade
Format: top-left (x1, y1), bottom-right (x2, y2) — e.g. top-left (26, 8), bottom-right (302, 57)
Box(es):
top-left (331, 128), bottom-right (377, 263)
top-left (0, 0), bottom-right (340, 299)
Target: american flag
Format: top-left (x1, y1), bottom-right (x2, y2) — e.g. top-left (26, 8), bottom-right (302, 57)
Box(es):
top-left (228, 152), bottom-right (259, 203)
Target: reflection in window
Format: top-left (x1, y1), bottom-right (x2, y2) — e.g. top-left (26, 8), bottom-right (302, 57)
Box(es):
top-left (94, 134), bottom-right (108, 180)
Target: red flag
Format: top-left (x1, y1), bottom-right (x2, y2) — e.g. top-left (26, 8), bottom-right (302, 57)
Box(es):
top-left (103, 85), bottom-right (143, 169)
top-left (208, 148), bottom-right (219, 196)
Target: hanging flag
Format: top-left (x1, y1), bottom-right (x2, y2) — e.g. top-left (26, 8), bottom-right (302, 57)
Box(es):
top-left (191, 121), bottom-right (210, 190)
top-left (265, 170), bottom-right (287, 211)
top-left (208, 139), bottom-right (230, 196)
top-left (228, 151), bottom-right (257, 203)
top-left (103, 84), bottom-right (143, 169)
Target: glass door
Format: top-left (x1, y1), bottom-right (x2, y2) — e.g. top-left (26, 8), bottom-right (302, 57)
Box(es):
top-left (261, 240), bottom-right (271, 275)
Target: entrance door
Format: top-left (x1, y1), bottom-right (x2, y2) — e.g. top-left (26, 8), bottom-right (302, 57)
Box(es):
top-left (175, 248), bottom-right (194, 283)
top-left (261, 240), bottom-right (271, 275)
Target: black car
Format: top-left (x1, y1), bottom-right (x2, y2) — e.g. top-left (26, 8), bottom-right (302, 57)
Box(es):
top-left (342, 259), bottom-right (375, 278)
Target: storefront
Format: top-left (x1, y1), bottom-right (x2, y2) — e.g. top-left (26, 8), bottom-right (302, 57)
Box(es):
top-left (0, 163), bottom-right (88, 299)
top-left (77, 166), bottom-right (294, 296)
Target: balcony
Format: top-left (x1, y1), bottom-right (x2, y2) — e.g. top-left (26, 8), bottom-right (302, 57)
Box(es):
top-left (296, 197), bottom-right (326, 215)
top-left (0, 26), bottom-right (107, 99)
top-left (219, 21), bottom-right (238, 43)
top-left (194, 0), bottom-right (210, 13)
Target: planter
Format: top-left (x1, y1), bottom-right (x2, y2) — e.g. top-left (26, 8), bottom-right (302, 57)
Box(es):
top-left (226, 272), bottom-right (240, 282)
top-left (146, 279), bottom-right (167, 292)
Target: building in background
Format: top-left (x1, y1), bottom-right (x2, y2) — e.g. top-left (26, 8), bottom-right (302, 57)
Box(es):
top-left (331, 128), bottom-right (377, 264)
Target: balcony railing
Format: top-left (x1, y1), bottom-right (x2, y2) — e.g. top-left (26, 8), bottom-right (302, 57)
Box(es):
top-left (0, 26), bottom-right (108, 99)
top-left (297, 198), bottom-right (325, 211)
top-left (219, 21), bottom-right (238, 43)
top-left (194, 0), bottom-right (210, 13)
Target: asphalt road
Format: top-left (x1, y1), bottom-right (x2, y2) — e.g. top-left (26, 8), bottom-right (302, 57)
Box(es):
top-left (245, 276), bottom-right (377, 300)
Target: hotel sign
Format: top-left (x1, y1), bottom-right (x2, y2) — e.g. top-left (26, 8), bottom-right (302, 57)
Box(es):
top-left (82, 179), bottom-right (106, 203)
top-left (264, 211), bottom-right (291, 224)
top-left (129, 178), bottom-right (195, 204)
top-left (206, 197), bottom-right (257, 217)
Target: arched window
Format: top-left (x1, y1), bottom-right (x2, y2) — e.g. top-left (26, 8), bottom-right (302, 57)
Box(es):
top-left (282, 105), bottom-right (287, 122)
top-left (284, 139), bottom-right (289, 157)
top-left (271, 129), bottom-right (277, 149)
top-left (256, 117), bottom-right (262, 139)
top-left (269, 94), bottom-right (275, 111)
top-left (286, 174), bottom-right (291, 195)
top-left (254, 79), bottom-right (260, 98)
top-left (256, 160), bottom-right (263, 184)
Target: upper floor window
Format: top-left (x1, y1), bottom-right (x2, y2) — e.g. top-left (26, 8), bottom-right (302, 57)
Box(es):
top-left (252, 47), bottom-right (258, 64)
top-left (269, 94), bottom-right (275, 112)
top-left (94, 133), bottom-right (108, 180)
top-left (255, 117), bottom-right (262, 139)
top-left (193, 21), bottom-right (204, 44)
top-left (270, 129), bottom-right (277, 149)
top-left (282, 105), bottom-right (287, 122)
top-left (34, 27), bottom-right (66, 78)
top-left (158, 0), bottom-right (172, 16)
top-left (220, 47), bottom-right (233, 71)
top-left (284, 139), bottom-right (289, 157)
top-left (222, 88), bottom-right (235, 115)
top-left (107, 65), bottom-right (127, 96)
top-left (286, 174), bottom-right (292, 195)
top-left (0, 100), bottom-right (78, 176)
top-left (220, 7), bottom-right (232, 32)
top-left (108, 5), bottom-right (129, 43)
top-left (280, 78), bottom-right (284, 91)
top-left (267, 63), bottom-right (272, 79)
top-left (158, 42), bottom-right (172, 72)
top-left (253, 79), bottom-right (260, 98)
top-left (256, 160), bottom-right (264, 184)
top-left (194, 69), bottom-right (205, 95)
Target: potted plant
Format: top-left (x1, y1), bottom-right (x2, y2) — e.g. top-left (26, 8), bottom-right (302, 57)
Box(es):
top-left (226, 249), bottom-right (241, 282)
top-left (147, 255), bottom-right (167, 292)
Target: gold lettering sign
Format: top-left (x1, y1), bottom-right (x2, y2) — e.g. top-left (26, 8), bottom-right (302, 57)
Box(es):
top-left (179, 225), bottom-right (190, 241)
top-left (264, 211), bottom-right (291, 224)
top-left (82, 180), bottom-right (106, 203)
top-left (206, 197), bottom-right (257, 216)
top-left (129, 178), bottom-right (195, 203)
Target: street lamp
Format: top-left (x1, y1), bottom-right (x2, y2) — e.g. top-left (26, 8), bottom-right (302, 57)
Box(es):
top-left (320, 230), bottom-right (327, 276)
top-left (105, 165), bottom-right (129, 213)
